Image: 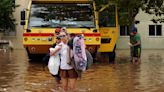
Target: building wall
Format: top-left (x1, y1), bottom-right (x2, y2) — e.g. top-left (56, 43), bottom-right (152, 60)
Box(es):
top-left (117, 9), bottom-right (164, 49)
top-left (3, 0), bottom-right (30, 49)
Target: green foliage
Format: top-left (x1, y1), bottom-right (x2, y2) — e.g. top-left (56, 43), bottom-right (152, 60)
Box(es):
top-left (143, 0), bottom-right (164, 23)
top-left (0, 0), bottom-right (17, 31)
top-left (117, 0), bottom-right (143, 25)
top-left (95, 0), bottom-right (164, 25)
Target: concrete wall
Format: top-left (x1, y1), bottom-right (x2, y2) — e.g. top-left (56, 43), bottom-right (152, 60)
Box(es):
top-left (135, 10), bottom-right (164, 49)
top-left (117, 9), bottom-right (164, 49)
top-left (3, 0), bottom-right (30, 49)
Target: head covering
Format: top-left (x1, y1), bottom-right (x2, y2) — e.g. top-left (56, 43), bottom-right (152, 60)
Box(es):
top-left (131, 26), bottom-right (137, 33)
top-left (55, 28), bottom-right (61, 33)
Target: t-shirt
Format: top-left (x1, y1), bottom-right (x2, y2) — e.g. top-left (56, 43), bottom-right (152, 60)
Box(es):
top-left (133, 34), bottom-right (141, 48)
top-left (59, 42), bottom-right (73, 70)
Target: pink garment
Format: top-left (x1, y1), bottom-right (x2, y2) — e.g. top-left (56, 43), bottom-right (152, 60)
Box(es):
top-left (73, 35), bottom-right (87, 71)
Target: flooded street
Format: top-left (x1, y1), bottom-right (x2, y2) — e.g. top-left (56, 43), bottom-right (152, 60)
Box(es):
top-left (0, 49), bottom-right (164, 92)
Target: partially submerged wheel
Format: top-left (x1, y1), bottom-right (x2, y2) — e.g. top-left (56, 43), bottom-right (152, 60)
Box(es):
top-left (86, 46), bottom-right (98, 63)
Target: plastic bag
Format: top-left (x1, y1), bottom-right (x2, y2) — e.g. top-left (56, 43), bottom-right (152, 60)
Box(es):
top-left (48, 48), bottom-right (60, 75)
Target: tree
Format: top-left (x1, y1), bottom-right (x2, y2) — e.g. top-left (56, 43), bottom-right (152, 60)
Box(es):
top-left (0, 0), bottom-right (17, 32)
top-left (117, 0), bottom-right (143, 26)
top-left (95, 0), bottom-right (164, 26)
top-left (143, 0), bottom-right (164, 23)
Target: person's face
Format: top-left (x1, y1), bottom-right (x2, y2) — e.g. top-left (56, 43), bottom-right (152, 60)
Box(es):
top-left (56, 39), bottom-right (61, 43)
top-left (55, 32), bottom-right (60, 35)
top-left (59, 32), bottom-right (67, 43)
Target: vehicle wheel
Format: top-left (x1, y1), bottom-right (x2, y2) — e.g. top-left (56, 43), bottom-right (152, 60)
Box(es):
top-left (87, 46), bottom-right (98, 63)
top-left (108, 45), bottom-right (116, 64)
top-left (108, 52), bottom-right (115, 64)
top-left (26, 48), bottom-right (33, 59)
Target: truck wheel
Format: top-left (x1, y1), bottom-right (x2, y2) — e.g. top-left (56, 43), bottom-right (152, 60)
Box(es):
top-left (108, 52), bottom-right (116, 64)
top-left (26, 48), bottom-right (33, 60)
top-left (108, 45), bottom-right (116, 64)
top-left (87, 46), bottom-right (98, 63)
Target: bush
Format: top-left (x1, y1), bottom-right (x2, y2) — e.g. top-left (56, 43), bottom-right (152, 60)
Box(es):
top-left (0, 0), bottom-right (17, 32)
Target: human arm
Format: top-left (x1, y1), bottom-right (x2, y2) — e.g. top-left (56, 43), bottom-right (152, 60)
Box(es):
top-left (131, 41), bottom-right (141, 47)
top-left (130, 35), bottom-right (141, 47)
top-left (50, 44), bottom-right (62, 56)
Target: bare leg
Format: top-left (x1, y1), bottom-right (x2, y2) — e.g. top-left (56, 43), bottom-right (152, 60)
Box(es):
top-left (61, 78), bottom-right (68, 92)
top-left (132, 57), bottom-right (135, 64)
top-left (133, 57), bottom-right (140, 64)
top-left (69, 78), bottom-right (77, 92)
top-left (137, 57), bottom-right (141, 64)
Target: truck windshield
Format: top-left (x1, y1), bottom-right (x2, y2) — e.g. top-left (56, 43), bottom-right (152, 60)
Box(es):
top-left (29, 3), bottom-right (95, 28)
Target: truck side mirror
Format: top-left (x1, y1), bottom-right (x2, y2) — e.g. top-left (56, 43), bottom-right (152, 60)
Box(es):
top-left (20, 10), bottom-right (26, 25)
top-left (21, 10), bottom-right (25, 20)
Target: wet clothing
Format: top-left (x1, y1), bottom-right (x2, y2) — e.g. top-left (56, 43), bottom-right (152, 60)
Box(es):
top-left (132, 34), bottom-right (141, 58)
top-left (133, 34), bottom-right (141, 48)
top-left (60, 69), bottom-right (78, 78)
top-left (130, 36), bottom-right (134, 60)
top-left (133, 46), bottom-right (141, 58)
top-left (52, 74), bottom-right (61, 83)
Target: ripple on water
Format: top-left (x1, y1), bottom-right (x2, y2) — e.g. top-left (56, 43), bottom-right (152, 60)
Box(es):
top-left (1, 50), bottom-right (164, 92)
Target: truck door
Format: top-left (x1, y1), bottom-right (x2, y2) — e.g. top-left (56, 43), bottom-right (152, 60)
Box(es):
top-left (98, 5), bottom-right (118, 52)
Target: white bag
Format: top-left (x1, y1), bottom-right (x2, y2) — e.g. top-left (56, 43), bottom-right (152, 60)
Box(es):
top-left (48, 48), bottom-right (60, 75)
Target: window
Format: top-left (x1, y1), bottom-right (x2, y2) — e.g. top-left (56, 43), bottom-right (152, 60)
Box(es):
top-left (120, 25), bottom-right (129, 36)
top-left (99, 5), bottom-right (116, 27)
top-left (149, 25), bottom-right (162, 36)
top-left (29, 3), bottom-right (95, 28)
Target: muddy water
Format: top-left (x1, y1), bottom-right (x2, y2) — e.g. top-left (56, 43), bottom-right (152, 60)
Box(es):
top-left (0, 50), bottom-right (164, 92)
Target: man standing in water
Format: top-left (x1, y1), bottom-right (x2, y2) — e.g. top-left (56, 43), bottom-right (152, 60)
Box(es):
top-left (129, 26), bottom-right (141, 63)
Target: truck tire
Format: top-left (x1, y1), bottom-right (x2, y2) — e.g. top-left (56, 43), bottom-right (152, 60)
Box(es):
top-left (26, 48), bottom-right (34, 60)
top-left (108, 45), bottom-right (116, 64)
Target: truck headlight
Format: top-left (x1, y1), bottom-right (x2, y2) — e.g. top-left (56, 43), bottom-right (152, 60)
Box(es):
top-left (24, 38), bottom-right (28, 41)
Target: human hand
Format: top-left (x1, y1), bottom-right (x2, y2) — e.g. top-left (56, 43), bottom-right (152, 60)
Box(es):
top-left (50, 52), bottom-right (54, 56)
top-left (128, 42), bottom-right (133, 47)
top-left (49, 48), bottom-right (55, 56)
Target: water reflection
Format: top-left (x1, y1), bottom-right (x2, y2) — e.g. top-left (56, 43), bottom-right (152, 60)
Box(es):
top-left (0, 50), bottom-right (28, 92)
top-left (0, 50), bottom-right (164, 92)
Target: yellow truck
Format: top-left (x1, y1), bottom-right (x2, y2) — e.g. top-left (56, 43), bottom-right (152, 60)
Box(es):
top-left (20, 0), bottom-right (118, 61)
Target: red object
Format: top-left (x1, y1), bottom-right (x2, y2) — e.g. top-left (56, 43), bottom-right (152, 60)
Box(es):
top-left (23, 33), bottom-right (100, 37)
top-left (23, 33), bottom-right (54, 36)
top-left (55, 28), bottom-right (61, 33)
top-left (96, 37), bottom-right (100, 41)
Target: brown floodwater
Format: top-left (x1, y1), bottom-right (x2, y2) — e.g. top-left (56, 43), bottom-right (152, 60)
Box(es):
top-left (0, 49), bottom-right (164, 92)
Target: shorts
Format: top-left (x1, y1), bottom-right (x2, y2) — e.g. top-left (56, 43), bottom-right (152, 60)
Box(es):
top-left (60, 69), bottom-right (78, 78)
top-left (133, 46), bottom-right (141, 58)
